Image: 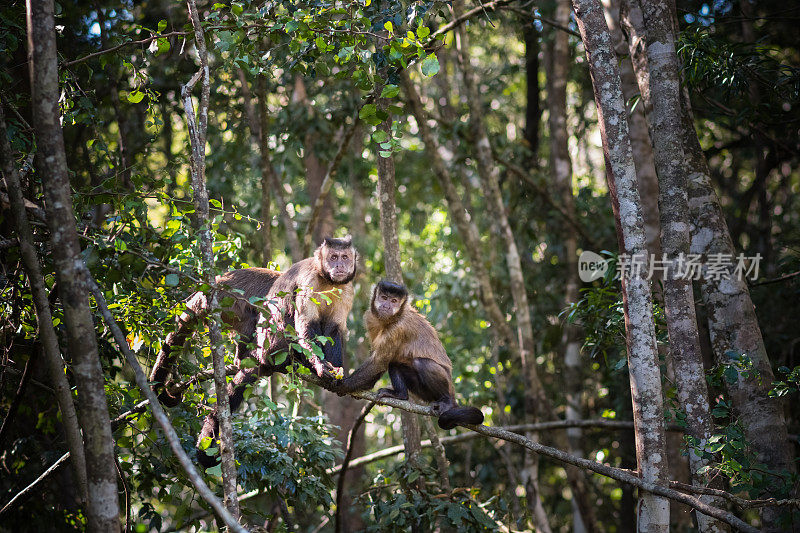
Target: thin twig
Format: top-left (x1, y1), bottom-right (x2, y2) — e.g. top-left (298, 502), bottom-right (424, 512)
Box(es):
top-left (0, 452), bottom-right (71, 515)
top-left (114, 453), bottom-right (132, 533)
top-left (63, 31), bottom-right (190, 67)
top-left (334, 401), bottom-right (374, 533)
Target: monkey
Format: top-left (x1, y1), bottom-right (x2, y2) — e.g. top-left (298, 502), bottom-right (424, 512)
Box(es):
top-left (334, 280), bottom-right (484, 430)
top-left (194, 236), bottom-right (358, 466)
top-left (149, 267), bottom-right (282, 407)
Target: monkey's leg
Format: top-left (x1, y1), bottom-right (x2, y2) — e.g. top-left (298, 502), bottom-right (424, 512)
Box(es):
top-left (196, 365), bottom-right (267, 467)
top-left (376, 364), bottom-right (412, 400)
top-left (150, 292), bottom-right (208, 406)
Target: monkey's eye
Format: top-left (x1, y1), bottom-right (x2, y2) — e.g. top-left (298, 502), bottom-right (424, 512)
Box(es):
top-left (330, 254), bottom-right (338, 260)
top-left (342, 254), bottom-right (348, 260)
top-left (391, 298), bottom-right (398, 303)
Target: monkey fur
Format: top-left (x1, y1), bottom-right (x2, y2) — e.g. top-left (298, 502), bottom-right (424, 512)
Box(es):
top-left (335, 280), bottom-right (484, 430)
top-left (195, 236), bottom-right (357, 466)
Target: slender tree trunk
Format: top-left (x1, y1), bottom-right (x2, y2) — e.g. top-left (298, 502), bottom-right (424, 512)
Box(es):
top-left (603, 0), bottom-right (661, 258)
top-left (183, 0), bottom-right (240, 520)
top-left (523, 21), bottom-right (541, 165)
top-left (640, 1), bottom-right (728, 530)
top-left (451, 4), bottom-right (550, 529)
top-left (275, 178), bottom-right (303, 262)
top-left (238, 66), bottom-right (275, 263)
top-left (569, 0), bottom-right (670, 529)
top-left (404, 67), bottom-right (599, 529)
top-left (95, 4), bottom-right (132, 189)
top-left (0, 103), bottom-right (89, 505)
top-left (375, 86), bottom-right (423, 475)
top-left (623, 2), bottom-right (796, 529)
top-left (635, 1), bottom-right (728, 530)
top-left (256, 76), bottom-right (273, 263)
top-left (545, 4), bottom-right (591, 531)
top-left (293, 76), bottom-right (335, 245)
top-left (25, 0), bottom-right (120, 529)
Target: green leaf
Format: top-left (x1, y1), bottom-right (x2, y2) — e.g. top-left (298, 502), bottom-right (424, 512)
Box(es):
top-left (158, 19), bottom-right (167, 32)
top-left (231, 2), bottom-right (243, 15)
top-left (165, 273), bottom-right (179, 286)
top-left (273, 351), bottom-right (288, 365)
top-left (239, 358), bottom-right (257, 369)
top-left (384, 21), bottom-right (393, 33)
top-left (372, 130), bottom-right (388, 143)
top-left (380, 84), bottom-right (400, 98)
top-left (127, 90), bottom-right (145, 104)
top-left (359, 104), bottom-right (377, 119)
top-left (206, 463), bottom-right (223, 476)
top-left (417, 25), bottom-right (430, 39)
top-left (420, 54), bottom-right (440, 77)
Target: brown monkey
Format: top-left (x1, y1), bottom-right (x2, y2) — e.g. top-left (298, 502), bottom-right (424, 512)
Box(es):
top-left (195, 236), bottom-right (358, 466)
top-left (149, 267), bottom-right (282, 407)
top-left (335, 280), bottom-right (484, 430)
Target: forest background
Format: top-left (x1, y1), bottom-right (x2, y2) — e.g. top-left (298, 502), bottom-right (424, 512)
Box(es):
top-left (0, 0), bottom-right (798, 531)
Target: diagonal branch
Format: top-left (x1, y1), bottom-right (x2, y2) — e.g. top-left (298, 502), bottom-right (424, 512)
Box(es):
top-left (87, 277), bottom-right (248, 533)
top-left (300, 373), bottom-right (758, 533)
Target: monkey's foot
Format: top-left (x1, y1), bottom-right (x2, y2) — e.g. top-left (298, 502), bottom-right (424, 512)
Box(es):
top-left (376, 388), bottom-right (408, 401)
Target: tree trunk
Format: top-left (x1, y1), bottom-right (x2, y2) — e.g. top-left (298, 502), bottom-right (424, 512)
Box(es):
top-left (256, 75), bottom-right (273, 264)
top-left (681, 85), bottom-right (796, 533)
top-left (26, 1), bottom-right (120, 529)
top-left (451, 3), bottom-right (550, 529)
top-left (569, 0), bottom-right (671, 529)
top-left (294, 76), bottom-right (335, 245)
top-left (95, 4), bottom-right (132, 189)
top-left (635, 0), bottom-right (728, 530)
top-left (523, 21), bottom-right (541, 164)
top-left (545, 3), bottom-right (591, 531)
top-left (375, 87), bottom-right (423, 475)
top-left (0, 103), bottom-right (89, 505)
top-left (183, 0), bottom-right (240, 520)
top-left (623, 1), bottom-right (797, 529)
top-left (603, 0), bottom-right (661, 258)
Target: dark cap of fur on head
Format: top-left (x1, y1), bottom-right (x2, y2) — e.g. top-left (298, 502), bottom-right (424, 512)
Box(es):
top-left (376, 279), bottom-right (408, 298)
top-left (322, 235), bottom-right (353, 249)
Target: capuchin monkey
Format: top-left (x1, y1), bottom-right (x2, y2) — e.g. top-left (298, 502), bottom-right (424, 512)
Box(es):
top-left (335, 280), bottom-right (484, 430)
top-left (195, 236), bottom-right (358, 466)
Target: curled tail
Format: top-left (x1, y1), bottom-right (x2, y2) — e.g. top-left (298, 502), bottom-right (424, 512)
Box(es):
top-left (149, 292), bottom-right (208, 407)
top-left (437, 405), bottom-right (484, 430)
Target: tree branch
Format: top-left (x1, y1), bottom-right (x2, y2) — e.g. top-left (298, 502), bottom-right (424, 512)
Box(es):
top-left (300, 373), bottom-right (759, 532)
top-left (88, 277), bottom-right (247, 533)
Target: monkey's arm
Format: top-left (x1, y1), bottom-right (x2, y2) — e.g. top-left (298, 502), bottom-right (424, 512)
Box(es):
top-left (336, 353), bottom-right (388, 394)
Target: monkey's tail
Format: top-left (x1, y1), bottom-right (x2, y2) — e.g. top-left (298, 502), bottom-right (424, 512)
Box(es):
top-left (149, 292), bottom-right (208, 407)
top-left (437, 405), bottom-right (484, 430)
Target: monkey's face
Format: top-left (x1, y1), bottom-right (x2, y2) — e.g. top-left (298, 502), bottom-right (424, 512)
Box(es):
top-left (373, 289), bottom-right (405, 319)
top-left (322, 245), bottom-right (357, 284)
